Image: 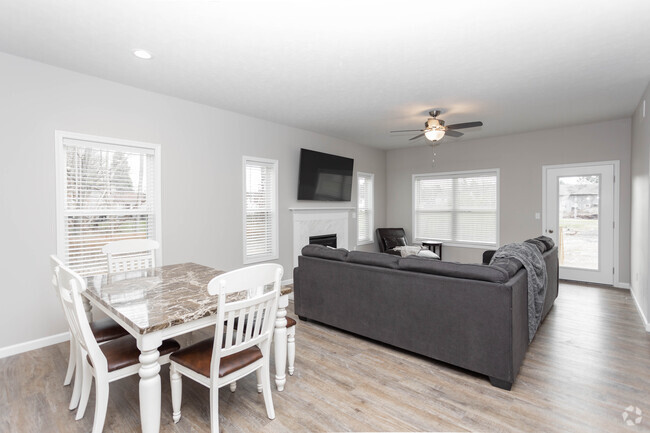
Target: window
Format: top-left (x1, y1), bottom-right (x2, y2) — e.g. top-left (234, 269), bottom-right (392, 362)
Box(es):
top-left (413, 169), bottom-right (498, 247)
top-left (243, 156), bottom-right (278, 263)
top-left (357, 172), bottom-right (374, 244)
top-left (55, 131), bottom-right (161, 276)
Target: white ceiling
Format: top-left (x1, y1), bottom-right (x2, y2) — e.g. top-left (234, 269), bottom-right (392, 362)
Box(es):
top-left (1, 0), bottom-right (649, 149)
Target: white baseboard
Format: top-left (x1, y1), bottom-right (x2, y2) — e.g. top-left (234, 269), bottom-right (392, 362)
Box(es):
top-left (0, 331), bottom-right (70, 360)
top-left (630, 288), bottom-right (650, 332)
top-left (614, 281), bottom-right (631, 289)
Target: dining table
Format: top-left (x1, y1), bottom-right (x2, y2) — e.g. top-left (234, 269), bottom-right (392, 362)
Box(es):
top-left (82, 262), bottom-right (294, 433)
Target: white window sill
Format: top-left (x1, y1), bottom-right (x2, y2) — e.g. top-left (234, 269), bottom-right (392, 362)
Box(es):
top-left (356, 240), bottom-right (374, 246)
top-left (243, 253), bottom-right (279, 265)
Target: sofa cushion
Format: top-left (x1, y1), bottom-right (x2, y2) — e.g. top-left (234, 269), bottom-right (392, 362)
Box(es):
top-left (524, 238), bottom-right (545, 253)
top-left (383, 235), bottom-right (408, 250)
top-left (347, 251), bottom-right (401, 269)
top-left (490, 257), bottom-right (524, 279)
top-left (301, 244), bottom-right (348, 261)
top-left (399, 256), bottom-right (510, 283)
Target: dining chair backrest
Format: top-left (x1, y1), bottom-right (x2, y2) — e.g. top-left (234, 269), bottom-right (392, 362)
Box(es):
top-left (54, 262), bottom-right (108, 373)
top-left (207, 263), bottom-right (283, 380)
top-left (50, 255), bottom-right (75, 330)
top-left (50, 254), bottom-right (66, 295)
top-left (102, 239), bottom-right (159, 274)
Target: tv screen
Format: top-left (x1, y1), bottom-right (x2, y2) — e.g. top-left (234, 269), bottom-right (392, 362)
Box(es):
top-left (297, 149), bottom-right (354, 201)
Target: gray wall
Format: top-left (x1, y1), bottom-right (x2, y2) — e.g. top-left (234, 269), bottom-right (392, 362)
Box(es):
top-left (0, 52), bottom-right (386, 349)
top-left (386, 118), bottom-right (632, 286)
top-left (631, 81), bottom-right (650, 326)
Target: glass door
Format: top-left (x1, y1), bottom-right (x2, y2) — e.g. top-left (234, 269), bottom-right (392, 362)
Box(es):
top-left (544, 163), bottom-right (614, 284)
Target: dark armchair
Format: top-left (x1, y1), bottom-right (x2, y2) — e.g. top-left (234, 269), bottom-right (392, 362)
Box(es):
top-left (376, 228), bottom-right (409, 256)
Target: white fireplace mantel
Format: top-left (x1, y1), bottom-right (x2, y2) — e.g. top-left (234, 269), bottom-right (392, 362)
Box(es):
top-left (289, 207), bottom-right (355, 212)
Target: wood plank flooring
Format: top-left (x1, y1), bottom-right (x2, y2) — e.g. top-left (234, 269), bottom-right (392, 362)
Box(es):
top-left (1, 281), bottom-right (649, 432)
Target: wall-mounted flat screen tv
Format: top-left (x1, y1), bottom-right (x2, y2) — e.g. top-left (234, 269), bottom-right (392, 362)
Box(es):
top-left (297, 148), bottom-right (354, 201)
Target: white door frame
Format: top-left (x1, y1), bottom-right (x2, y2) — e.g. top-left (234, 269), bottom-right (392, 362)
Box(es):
top-left (542, 161), bottom-right (620, 285)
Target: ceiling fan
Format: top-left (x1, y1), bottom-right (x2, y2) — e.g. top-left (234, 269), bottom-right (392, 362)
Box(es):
top-left (390, 110), bottom-right (483, 142)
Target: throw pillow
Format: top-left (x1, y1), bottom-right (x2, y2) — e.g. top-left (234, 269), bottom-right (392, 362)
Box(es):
top-left (536, 235), bottom-right (555, 250)
top-left (524, 238), bottom-right (545, 253)
top-left (384, 235), bottom-right (407, 250)
top-left (417, 249), bottom-right (440, 259)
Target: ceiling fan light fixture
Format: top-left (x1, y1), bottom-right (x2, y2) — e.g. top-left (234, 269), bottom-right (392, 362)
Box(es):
top-left (424, 129), bottom-right (446, 141)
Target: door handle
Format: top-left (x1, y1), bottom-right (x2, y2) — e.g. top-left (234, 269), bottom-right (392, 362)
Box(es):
top-left (548, 229), bottom-right (554, 233)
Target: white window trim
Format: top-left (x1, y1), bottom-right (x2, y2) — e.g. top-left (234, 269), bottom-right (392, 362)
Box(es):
top-left (54, 130), bottom-right (163, 268)
top-left (357, 171), bottom-right (374, 245)
top-left (242, 156), bottom-right (279, 264)
top-left (412, 168), bottom-right (499, 248)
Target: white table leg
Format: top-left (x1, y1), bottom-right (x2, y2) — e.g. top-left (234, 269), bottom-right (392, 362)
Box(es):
top-left (287, 325), bottom-right (296, 375)
top-left (138, 336), bottom-right (162, 433)
top-left (274, 294), bottom-right (288, 391)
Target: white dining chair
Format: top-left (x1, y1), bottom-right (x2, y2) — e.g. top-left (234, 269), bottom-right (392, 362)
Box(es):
top-left (53, 260), bottom-right (180, 433)
top-left (101, 239), bottom-right (159, 274)
top-left (168, 263), bottom-right (283, 432)
top-left (49, 255), bottom-right (129, 410)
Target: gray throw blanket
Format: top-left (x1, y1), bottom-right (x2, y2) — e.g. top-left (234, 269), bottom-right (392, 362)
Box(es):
top-left (490, 243), bottom-right (547, 342)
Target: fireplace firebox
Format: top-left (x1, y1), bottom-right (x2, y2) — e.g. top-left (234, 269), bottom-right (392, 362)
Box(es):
top-left (309, 234), bottom-right (337, 248)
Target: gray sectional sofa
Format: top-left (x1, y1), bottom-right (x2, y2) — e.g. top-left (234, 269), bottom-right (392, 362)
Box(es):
top-left (293, 243), bottom-right (559, 390)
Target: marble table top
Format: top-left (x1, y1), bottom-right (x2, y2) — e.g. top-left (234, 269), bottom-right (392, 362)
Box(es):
top-left (83, 263), bottom-right (292, 335)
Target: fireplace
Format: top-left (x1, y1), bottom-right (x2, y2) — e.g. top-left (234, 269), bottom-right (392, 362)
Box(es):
top-left (309, 234), bottom-right (337, 248)
top-left (291, 208), bottom-right (351, 267)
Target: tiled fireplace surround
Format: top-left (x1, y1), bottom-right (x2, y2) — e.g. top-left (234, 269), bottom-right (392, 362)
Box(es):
top-left (290, 208), bottom-right (353, 268)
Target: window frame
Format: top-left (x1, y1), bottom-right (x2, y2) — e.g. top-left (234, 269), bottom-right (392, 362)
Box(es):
top-left (54, 130), bottom-right (163, 273)
top-left (357, 171), bottom-right (374, 245)
top-left (242, 156), bottom-right (279, 264)
top-left (412, 168), bottom-right (499, 248)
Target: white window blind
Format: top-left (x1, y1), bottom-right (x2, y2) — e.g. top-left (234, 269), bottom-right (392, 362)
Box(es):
top-left (243, 157), bottom-right (278, 263)
top-left (357, 172), bottom-right (374, 244)
top-left (56, 134), bottom-right (161, 276)
top-left (413, 170), bottom-right (498, 246)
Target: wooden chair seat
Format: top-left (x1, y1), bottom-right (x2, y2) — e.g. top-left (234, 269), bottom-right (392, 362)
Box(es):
top-left (88, 335), bottom-right (180, 373)
top-left (89, 318), bottom-right (129, 343)
top-left (171, 338), bottom-right (263, 378)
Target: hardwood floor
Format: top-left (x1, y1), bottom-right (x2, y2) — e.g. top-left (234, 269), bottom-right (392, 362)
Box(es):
top-left (1, 282), bottom-right (649, 432)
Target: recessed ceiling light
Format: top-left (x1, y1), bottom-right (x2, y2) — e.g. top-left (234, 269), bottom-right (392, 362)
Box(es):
top-left (133, 49), bottom-right (153, 60)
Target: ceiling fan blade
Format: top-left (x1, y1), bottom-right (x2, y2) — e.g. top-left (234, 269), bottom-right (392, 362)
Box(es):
top-left (445, 130), bottom-right (464, 138)
top-left (409, 133), bottom-right (425, 141)
top-left (446, 121), bottom-right (483, 130)
top-left (390, 129), bottom-right (424, 133)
